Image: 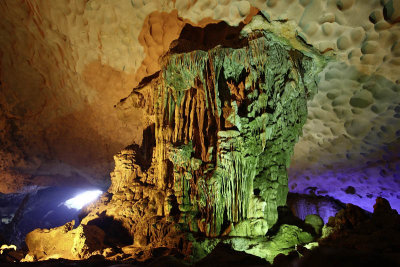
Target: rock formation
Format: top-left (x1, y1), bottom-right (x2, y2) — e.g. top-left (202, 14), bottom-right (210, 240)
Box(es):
top-left (23, 15), bottom-right (327, 262)
top-left (297, 197), bottom-right (400, 267)
top-left (286, 192), bottom-right (345, 223)
top-left (25, 221), bottom-right (105, 261)
top-left (85, 13), bottom-right (326, 244)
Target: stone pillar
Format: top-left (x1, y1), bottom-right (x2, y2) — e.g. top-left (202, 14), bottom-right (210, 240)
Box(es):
top-left (154, 15), bottom-right (327, 237)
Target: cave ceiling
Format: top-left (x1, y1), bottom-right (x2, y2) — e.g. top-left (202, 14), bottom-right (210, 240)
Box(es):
top-left (0, 0), bottom-right (399, 212)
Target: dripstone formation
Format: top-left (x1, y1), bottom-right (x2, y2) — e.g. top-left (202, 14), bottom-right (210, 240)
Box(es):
top-left (24, 16), bottom-right (327, 262)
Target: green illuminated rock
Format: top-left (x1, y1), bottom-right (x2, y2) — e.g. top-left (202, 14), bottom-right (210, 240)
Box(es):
top-left (305, 214), bottom-right (324, 235)
top-left (53, 15), bottom-right (328, 262)
top-left (226, 224), bottom-right (314, 263)
top-left (155, 15), bottom-right (327, 237)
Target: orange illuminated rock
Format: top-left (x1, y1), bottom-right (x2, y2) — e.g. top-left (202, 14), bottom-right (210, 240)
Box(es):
top-left (24, 221), bottom-right (105, 261)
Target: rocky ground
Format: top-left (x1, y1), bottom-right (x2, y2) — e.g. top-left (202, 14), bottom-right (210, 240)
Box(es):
top-left (0, 197), bottom-right (399, 266)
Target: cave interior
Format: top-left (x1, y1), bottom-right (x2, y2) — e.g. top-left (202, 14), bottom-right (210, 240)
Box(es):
top-left (0, 1), bottom-right (399, 266)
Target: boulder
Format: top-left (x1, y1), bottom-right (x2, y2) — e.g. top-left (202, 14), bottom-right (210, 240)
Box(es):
top-left (24, 220), bottom-right (105, 261)
top-left (304, 214), bottom-right (324, 235)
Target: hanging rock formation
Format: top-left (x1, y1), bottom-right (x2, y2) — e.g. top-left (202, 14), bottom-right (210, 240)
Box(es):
top-left (24, 15), bottom-right (327, 261)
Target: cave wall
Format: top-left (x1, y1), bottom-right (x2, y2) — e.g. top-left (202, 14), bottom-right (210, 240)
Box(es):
top-left (0, 0), bottom-right (256, 192)
top-left (0, 0), bottom-right (399, 212)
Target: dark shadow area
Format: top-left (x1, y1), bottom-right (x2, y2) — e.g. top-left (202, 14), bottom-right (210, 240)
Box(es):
top-left (267, 206), bottom-right (316, 237)
top-left (195, 243), bottom-right (270, 267)
top-left (140, 124), bottom-right (156, 172)
top-left (124, 123), bottom-right (156, 173)
top-left (297, 247), bottom-right (399, 267)
top-left (86, 212), bottom-right (133, 247)
top-left (169, 21), bottom-right (248, 54)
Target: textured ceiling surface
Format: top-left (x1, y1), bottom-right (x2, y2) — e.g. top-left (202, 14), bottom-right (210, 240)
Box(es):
top-left (0, 0), bottom-right (399, 211)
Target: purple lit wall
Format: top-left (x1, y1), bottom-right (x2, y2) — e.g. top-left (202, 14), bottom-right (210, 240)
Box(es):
top-left (289, 161), bottom-right (400, 215)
